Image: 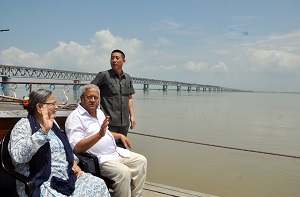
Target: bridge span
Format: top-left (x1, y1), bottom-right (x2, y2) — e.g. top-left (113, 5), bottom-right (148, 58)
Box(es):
top-left (0, 65), bottom-right (247, 92)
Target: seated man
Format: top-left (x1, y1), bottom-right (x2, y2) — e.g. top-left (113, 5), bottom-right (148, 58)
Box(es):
top-left (65, 84), bottom-right (147, 197)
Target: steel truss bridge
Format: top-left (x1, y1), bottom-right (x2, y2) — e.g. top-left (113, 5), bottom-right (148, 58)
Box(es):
top-left (0, 65), bottom-right (247, 92)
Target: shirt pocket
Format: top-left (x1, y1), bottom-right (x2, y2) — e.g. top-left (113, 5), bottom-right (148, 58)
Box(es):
top-left (109, 80), bottom-right (120, 95)
top-left (120, 80), bottom-right (132, 96)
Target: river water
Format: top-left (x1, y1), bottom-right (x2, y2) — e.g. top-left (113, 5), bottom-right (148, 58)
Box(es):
top-left (3, 83), bottom-right (300, 197)
top-left (130, 90), bottom-right (300, 197)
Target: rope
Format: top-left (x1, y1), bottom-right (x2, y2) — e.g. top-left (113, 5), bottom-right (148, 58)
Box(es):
top-left (129, 131), bottom-right (300, 159)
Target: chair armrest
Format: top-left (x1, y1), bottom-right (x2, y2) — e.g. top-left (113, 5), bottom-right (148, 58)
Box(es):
top-left (1, 131), bottom-right (35, 196)
top-left (7, 169), bottom-right (35, 196)
top-left (75, 152), bottom-right (114, 188)
top-left (75, 152), bottom-right (100, 175)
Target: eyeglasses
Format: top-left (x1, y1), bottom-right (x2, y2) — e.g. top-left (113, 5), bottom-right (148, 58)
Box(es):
top-left (42, 101), bottom-right (57, 106)
top-left (85, 95), bottom-right (99, 101)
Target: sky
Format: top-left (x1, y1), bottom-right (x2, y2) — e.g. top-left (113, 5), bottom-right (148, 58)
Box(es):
top-left (1, 0), bottom-right (300, 92)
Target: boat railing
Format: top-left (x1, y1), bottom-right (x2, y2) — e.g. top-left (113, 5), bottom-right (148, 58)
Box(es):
top-left (0, 81), bottom-right (87, 106)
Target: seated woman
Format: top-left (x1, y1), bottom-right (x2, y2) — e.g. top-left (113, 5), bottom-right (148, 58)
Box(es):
top-left (8, 88), bottom-right (110, 197)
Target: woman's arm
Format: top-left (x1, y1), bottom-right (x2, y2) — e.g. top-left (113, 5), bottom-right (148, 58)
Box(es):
top-left (9, 118), bottom-right (50, 163)
top-left (72, 160), bottom-right (83, 178)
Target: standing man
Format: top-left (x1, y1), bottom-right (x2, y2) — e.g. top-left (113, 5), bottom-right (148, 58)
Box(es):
top-left (91, 49), bottom-right (136, 148)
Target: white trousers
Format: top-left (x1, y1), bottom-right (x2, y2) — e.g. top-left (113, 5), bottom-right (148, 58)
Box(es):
top-left (99, 151), bottom-right (147, 197)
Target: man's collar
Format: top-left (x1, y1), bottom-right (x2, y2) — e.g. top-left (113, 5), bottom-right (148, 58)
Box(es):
top-left (77, 103), bottom-right (87, 115)
top-left (109, 68), bottom-right (125, 78)
top-left (78, 103), bottom-right (99, 118)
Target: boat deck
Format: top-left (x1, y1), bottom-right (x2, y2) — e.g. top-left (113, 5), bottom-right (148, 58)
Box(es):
top-left (142, 182), bottom-right (217, 197)
top-left (0, 102), bottom-right (218, 197)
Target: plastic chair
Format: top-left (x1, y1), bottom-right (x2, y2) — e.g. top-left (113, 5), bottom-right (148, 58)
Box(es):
top-left (1, 131), bottom-right (35, 197)
top-left (1, 131), bottom-right (113, 196)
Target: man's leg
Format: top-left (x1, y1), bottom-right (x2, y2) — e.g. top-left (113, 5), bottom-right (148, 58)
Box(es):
top-left (100, 160), bottom-right (131, 197)
top-left (119, 151), bottom-right (147, 197)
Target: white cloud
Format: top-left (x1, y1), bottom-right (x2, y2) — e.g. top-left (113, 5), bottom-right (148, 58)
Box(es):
top-left (160, 65), bottom-right (177, 71)
top-left (43, 41), bottom-right (98, 71)
top-left (153, 18), bottom-right (199, 36)
top-left (0, 47), bottom-right (42, 67)
top-left (156, 37), bottom-right (173, 46)
top-left (0, 30), bottom-right (143, 72)
top-left (245, 49), bottom-right (300, 72)
top-left (183, 61), bottom-right (208, 71)
top-left (91, 29), bottom-right (143, 68)
top-left (92, 29), bottom-right (142, 52)
top-left (210, 62), bottom-right (229, 73)
top-left (265, 30), bottom-right (300, 44)
top-left (161, 19), bottom-right (183, 30)
top-left (249, 30), bottom-right (300, 53)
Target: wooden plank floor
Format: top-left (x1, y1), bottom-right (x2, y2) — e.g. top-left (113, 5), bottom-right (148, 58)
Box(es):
top-left (142, 182), bottom-right (218, 197)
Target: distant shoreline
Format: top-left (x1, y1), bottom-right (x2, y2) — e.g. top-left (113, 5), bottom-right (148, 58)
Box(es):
top-left (135, 88), bottom-right (300, 94)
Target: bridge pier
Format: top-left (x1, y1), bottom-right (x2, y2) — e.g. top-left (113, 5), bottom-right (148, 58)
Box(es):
top-left (163, 85), bottom-right (168, 91)
top-left (177, 86), bottom-right (181, 91)
top-left (0, 76), bottom-right (13, 97)
top-left (188, 86), bottom-right (192, 91)
top-left (73, 80), bottom-right (81, 103)
top-left (73, 80), bottom-right (81, 89)
top-left (143, 84), bottom-right (149, 91)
